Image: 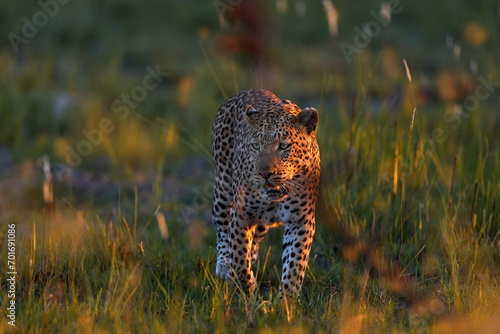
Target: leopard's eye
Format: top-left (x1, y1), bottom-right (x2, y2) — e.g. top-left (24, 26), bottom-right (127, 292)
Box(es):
top-left (279, 143), bottom-right (291, 150)
top-left (251, 143), bottom-right (260, 150)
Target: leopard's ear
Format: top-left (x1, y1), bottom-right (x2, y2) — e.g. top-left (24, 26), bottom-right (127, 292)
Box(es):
top-left (245, 105), bottom-right (260, 125)
top-left (294, 107), bottom-right (318, 135)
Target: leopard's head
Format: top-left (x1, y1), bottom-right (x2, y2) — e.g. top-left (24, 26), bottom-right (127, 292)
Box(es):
top-left (245, 102), bottom-right (318, 201)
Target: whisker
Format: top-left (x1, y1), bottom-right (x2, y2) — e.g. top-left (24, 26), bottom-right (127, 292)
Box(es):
top-left (285, 179), bottom-right (307, 192)
top-left (283, 182), bottom-right (300, 199)
top-left (289, 187), bottom-right (300, 199)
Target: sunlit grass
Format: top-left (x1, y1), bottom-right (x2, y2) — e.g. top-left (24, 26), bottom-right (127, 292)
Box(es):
top-left (1, 0), bottom-right (500, 332)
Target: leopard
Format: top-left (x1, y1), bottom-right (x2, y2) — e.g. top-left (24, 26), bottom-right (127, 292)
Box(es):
top-left (211, 89), bottom-right (320, 297)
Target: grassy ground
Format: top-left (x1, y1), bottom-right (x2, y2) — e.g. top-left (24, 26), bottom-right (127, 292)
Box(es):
top-left (1, 0), bottom-right (500, 333)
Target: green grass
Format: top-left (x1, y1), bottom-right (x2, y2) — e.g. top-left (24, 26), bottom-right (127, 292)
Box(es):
top-left (1, 0), bottom-right (500, 333)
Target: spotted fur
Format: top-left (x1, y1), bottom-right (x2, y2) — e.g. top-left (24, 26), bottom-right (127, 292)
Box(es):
top-left (211, 89), bottom-right (320, 297)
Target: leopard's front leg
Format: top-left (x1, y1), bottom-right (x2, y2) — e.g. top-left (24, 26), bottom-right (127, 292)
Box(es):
top-left (280, 218), bottom-right (315, 298)
top-left (251, 224), bottom-right (269, 264)
top-left (228, 205), bottom-right (256, 293)
top-left (213, 178), bottom-right (232, 280)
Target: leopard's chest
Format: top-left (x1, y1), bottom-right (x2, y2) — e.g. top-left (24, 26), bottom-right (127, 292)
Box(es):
top-left (235, 189), bottom-right (305, 225)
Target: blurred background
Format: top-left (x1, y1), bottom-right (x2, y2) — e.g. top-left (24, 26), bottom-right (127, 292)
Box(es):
top-left (1, 0), bottom-right (500, 332)
top-left (1, 0), bottom-right (498, 217)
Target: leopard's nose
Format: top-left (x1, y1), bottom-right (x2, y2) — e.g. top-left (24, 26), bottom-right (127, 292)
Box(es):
top-left (258, 171), bottom-right (274, 179)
